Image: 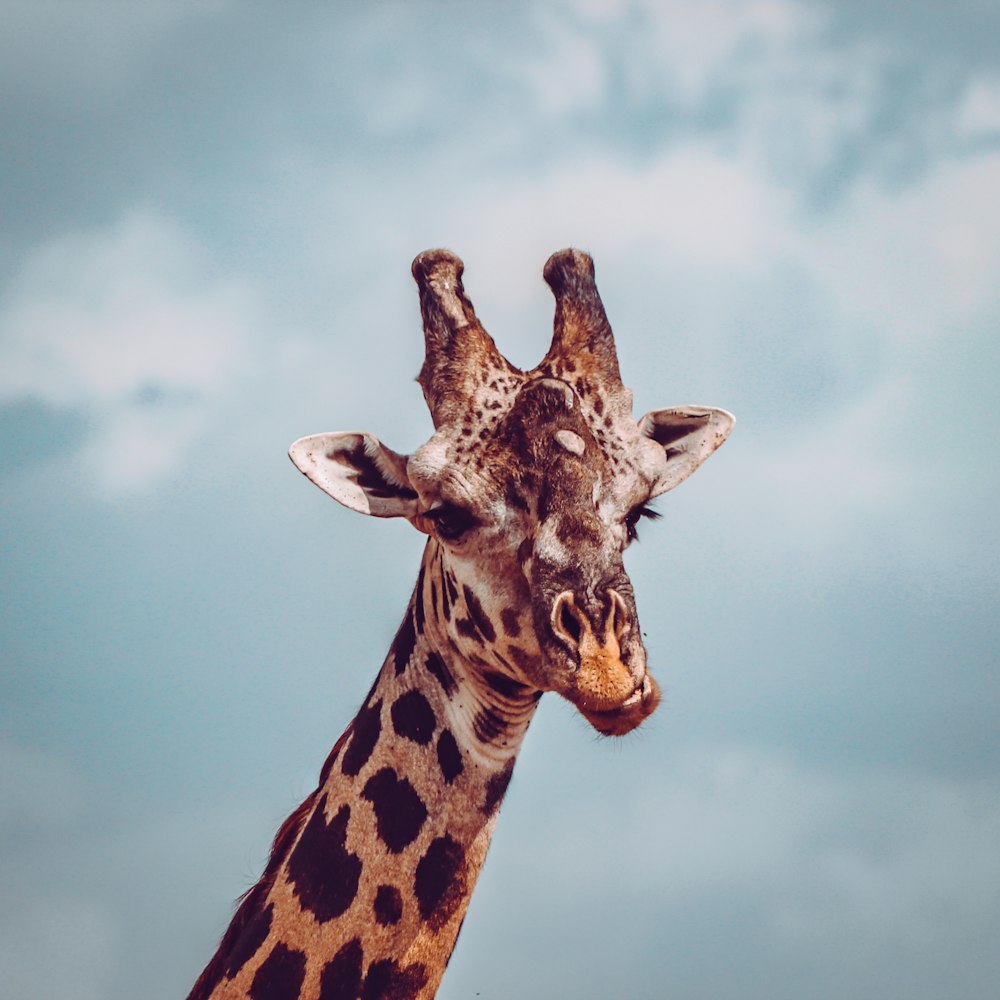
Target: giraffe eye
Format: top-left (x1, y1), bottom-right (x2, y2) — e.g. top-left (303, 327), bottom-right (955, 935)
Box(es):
top-left (425, 503), bottom-right (478, 541)
top-left (625, 503), bottom-right (660, 543)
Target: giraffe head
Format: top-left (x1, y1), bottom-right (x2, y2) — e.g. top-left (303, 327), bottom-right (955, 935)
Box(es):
top-left (290, 249), bottom-right (733, 736)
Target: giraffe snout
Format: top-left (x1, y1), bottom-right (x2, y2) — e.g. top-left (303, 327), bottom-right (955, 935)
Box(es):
top-left (549, 589), bottom-right (642, 713)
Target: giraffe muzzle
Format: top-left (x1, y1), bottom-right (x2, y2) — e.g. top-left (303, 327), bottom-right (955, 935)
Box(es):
top-left (550, 590), bottom-right (659, 733)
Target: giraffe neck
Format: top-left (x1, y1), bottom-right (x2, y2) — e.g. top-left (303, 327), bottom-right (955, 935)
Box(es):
top-left (190, 542), bottom-right (541, 1000)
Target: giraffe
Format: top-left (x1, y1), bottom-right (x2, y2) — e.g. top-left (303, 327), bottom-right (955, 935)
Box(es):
top-left (188, 248), bottom-right (734, 1000)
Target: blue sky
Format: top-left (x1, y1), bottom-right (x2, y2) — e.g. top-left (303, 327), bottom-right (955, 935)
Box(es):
top-left (1, 2), bottom-right (999, 998)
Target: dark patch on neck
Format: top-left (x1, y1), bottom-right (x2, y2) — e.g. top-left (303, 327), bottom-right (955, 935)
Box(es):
top-left (361, 958), bottom-right (429, 1000)
top-left (414, 834), bottom-right (468, 931)
top-left (436, 729), bottom-right (464, 784)
top-left (286, 797), bottom-right (362, 923)
top-left (391, 689), bottom-right (437, 746)
top-left (413, 564), bottom-right (426, 634)
top-left (483, 670), bottom-right (530, 700)
top-left (444, 571), bottom-right (459, 608)
top-left (439, 574), bottom-right (451, 619)
top-left (500, 607), bottom-right (522, 638)
top-left (473, 706), bottom-right (507, 743)
top-left (221, 902), bottom-right (273, 981)
top-left (425, 651), bottom-right (456, 696)
top-left (319, 938), bottom-right (363, 1000)
top-left (483, 759), bottom-right (515, 816)
top-left (341, 699), bottom-right (383, 778)
top-left (391, 609), bottom-right (418, 675)
top-left (249, 942), bottom-right (306, 1000)
top-left (462, 585), bottom-right (496, 643)
top-left (429, 578), bottom-right (439, 620)
top-left (318, 737), bottom-right (343, 787)
top-left (373, 884), bottom-right (403, 926)
top-left (456, 617), bottom-right (483, 643)
top-left (362, 767), bottom-right (428, 853)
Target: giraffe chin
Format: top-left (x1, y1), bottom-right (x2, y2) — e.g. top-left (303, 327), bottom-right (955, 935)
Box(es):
top-left (575, 673), bottom-right (662, 737)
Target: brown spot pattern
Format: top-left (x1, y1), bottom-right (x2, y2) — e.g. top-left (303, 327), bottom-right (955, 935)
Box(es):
top-left (362, 768), bottom-right (428, 853)
top-left (373, 884), bottom-right (403, 926)
top-left (424, 651), bottom-right (456, 696)
top-left (342, 699), bottom-right (383, 778)
top-left (222, 902), bottom-right (273, 981)
top-left (390, 610), bottom-right (417, 676)
top-left (361, 959), bottom-right (428, 1000)
top-left (462, 585), bottom-right (496, 642)
top-left (484, 759), bottom-right (515, 816)
top-left (415, 835), bottom-right (467, 931)
top-left (500, 607), bottom-right (521, 637)
top-left (286, 799), bottom-right (362, 923)
top-left (249, 942), bottom-right (306, 1000)
top-left (319, 939), bottom-right (363, 1000)
top-left (390, 690), bottom-right (436, 746)
top-left (436, 729), bottom-right (463, 784)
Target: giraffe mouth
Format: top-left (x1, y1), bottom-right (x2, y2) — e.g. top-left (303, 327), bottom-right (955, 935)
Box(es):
top-left (575, 673), bottom-right (661, 736)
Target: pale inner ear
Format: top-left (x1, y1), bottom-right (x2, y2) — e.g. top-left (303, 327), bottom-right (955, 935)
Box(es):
top-left (638, 406), bottom-right (735, 497)
top-left (288, 432), bottom-right (419, 518)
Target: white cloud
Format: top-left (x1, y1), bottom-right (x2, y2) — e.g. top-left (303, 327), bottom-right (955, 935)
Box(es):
top-left (0, 209), bottom-right (249, 405)
top-left (513, 7), bottom-right (608, 116)
top-left (437, 144), bottom-right (790, 306)
top-left (633, 0), bottom-right (807, 107)
top-left (807, 152), bottom-right (1000, 342)
top-left (956, 75), bottom-right (1000, 138)
top-left (556, 0), bottom-right (810, 108)
top-left (0, 209), bottom-right (258, 497)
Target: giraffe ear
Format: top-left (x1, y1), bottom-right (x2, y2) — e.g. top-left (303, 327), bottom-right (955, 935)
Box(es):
top-left (288, 432), bottom-right (419, 518)
top-left (638, 406), bottom-right (736, 497)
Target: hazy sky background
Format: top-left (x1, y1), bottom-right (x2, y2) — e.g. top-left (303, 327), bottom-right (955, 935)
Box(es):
top-left (2, 2), bottom-right (999, 998)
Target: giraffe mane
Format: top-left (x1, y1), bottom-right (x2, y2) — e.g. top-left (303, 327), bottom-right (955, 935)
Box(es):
top-left (187, 727), bottom-right (353, 1000)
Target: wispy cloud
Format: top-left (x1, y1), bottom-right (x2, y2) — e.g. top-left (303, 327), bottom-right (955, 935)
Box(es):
top-left (805, 152), bottom-right (1000, 342)
top-left (957, 75), bottom-right (1000, 138)
top-left (0, 209), bottom-right (258, 496)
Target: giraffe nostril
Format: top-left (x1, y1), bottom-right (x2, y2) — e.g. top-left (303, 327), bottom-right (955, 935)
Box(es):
top-left (551, 591), bottom-right (586, 650)
top-left (607, 589), bottom-right (630, 644)
top-left (560, 600), bottom-right (582, 645)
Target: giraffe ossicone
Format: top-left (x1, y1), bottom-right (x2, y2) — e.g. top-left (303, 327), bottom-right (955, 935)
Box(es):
top-left (189, 248), bottom-right (734, 1000)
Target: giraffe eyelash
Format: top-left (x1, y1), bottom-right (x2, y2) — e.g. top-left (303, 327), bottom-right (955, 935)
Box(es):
top-left (625, 504), bottom-right (661, 542)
